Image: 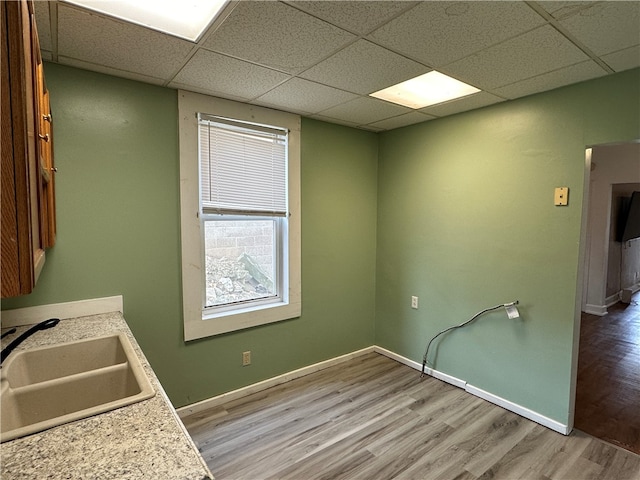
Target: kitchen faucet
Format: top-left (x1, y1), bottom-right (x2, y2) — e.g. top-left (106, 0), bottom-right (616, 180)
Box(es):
top-left (0, 318), bottom-right (60, 365)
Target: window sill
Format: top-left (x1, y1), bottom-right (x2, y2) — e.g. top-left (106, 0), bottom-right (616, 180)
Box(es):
top-left (184, 301), bottom-right (301, 340)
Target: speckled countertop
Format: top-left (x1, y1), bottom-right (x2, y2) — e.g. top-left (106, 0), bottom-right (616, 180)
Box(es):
top-left (1, 312), bottom-right (213, 480)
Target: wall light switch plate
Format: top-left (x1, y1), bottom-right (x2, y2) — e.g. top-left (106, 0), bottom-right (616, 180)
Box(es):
top-left (554, 187), bottom-right (569, 206)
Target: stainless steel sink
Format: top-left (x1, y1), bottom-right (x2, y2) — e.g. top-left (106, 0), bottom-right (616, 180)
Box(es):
top-left (1, 333), bottom-right (154, 442)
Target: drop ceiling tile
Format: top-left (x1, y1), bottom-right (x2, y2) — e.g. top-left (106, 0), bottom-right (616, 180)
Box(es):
top-left (602, 45), bottom-right (640, 72)
top-left (170, 50), bottom-right (290, 101)
top-left (492, 60), bottom-right (607, 99)
top-left (57, 5), bottom-right (194, 80)
top-left (309, 114), bottom-right (360, 129)
top-left (59, 56), bottom-right (166, 86)
top-left (300, 40), bottom-right (429, 95)
top-left (368, 1), bottom-right (545, 67)
top-left (33, 1), bottom-right (51, 52)
top-left (202, 1), bottom-right (355, 74)
top-left (318, 97), bottom-right (412, 125)
top-left (420, 92), bottom-right (505, 117)
top-left (559, 2), bottom-right (640, 56)
top-left (537, 2), bottom-right (597, 20)
top-left (254, 78), bottom-right (359, 115)
top-left (366, 111), bottom-right (435, 131)
top-left (359, 125), bottom-right (385, 132)
top-left (287, 1), bottom-right (417, 35)
top-left (443, 25), bottom-right (589, 90)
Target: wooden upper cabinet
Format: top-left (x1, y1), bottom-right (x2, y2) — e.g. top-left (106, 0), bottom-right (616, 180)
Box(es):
top-left (1, 0), bottom-right (56, 298)
top-left (33, 17), bottom-right (56, 249)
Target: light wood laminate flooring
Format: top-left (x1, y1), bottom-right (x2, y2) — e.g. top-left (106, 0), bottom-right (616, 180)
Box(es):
top-left (183, 353), bottom-right (640, 480)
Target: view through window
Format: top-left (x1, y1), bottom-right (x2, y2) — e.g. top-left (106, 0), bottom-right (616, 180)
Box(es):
top-left (203, 218), bottom-right (278, 307)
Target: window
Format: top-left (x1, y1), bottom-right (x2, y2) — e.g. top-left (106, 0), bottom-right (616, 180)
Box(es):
top-left (179, 91), bottom-right (301, 340)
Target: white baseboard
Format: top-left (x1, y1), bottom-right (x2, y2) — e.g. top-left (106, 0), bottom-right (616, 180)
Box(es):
top-left (0, 295), bottom-right (124, 328)
top-left (177, 346), bottom-right (375, 418)
top-left (177, 344), bottom-right (569, 436)
top-left (605, 293), bottom-right (621, 307)
top-left (465, 384), bottom-right (570, 435)
top-left (582, 303), bottom-right (608, 316)
top-left (373, 346), bottom-right (467, 389)
top-left (374, 347), bottom-right (569, 435)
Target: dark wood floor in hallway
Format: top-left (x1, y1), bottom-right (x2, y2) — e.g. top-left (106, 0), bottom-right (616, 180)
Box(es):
top-left (183, 352), bottom-right (640, 479)
top-left (575, 292), bottom-right (640, 455)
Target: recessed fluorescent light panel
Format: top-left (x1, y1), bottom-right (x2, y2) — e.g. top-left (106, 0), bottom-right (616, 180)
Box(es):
top-left (370, 71), bottom-right (480, 109)
top-left (63, 0), bottom-right (228, 41)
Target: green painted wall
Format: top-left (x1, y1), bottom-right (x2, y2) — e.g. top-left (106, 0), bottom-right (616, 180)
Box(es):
top-left (1, 64), bottom-right (378, 407)
top-left (2, 61), bottom-right (638, 423)
top-left (375, 68), bottom-right (640, 425)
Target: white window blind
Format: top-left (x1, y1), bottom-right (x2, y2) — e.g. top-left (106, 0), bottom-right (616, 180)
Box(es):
top-left (198, 114), bottom-right (288, 216)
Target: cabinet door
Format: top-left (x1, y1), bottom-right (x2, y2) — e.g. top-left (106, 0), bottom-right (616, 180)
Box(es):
top-left (0, 0), bottom-right (53, 298)
top-left (0, 0), bottom-right (26, 296)
top-left (33, 21), bottom-right (56, 248)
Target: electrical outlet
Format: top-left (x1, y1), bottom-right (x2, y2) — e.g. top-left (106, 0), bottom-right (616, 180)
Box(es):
top-left (242, 351), bottom-right (251, 366)
top-left (411, 296), bottom-right (419, 309)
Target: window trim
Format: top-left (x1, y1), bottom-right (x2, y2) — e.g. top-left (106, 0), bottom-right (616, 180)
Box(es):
top-left (178, 91), bottom-right (301, 341)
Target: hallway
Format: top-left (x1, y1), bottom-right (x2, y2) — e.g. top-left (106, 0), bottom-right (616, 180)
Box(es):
top-left (575, 291), bottom-right (640, 455)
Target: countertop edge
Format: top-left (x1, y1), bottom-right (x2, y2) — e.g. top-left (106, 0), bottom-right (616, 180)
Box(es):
top-left (1, 312), bottom-right (214, 480)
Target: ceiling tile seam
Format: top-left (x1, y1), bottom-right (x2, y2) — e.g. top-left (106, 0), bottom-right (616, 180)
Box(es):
top-left (432, 21), bottom-right (565, 73)
top-left (242, 76), bottom-right (300, 105)
top-left (359, 36), bottom-right (436, 71)
top-left (361, 24), bottom-right (565, 84)
top-left (244, 80), bottom-right (362, 111)
top-left (282, 0), bottom-right (421, 38)
top-left (313, 100), bottom-right (413, 125)
top-left (56, 55), bottom-right (166, 84)
top-left (192, 1), bottom-right (240, 46)
top-left (280, 0), bottom-right (366, 37)
top-left (469, 89), bottom-right (511, 103)
top-left (525, 0), bottom-right (614, 74)
top-left (359, 111), bottom-right (437, 129)
top-left (249, 91), bottom-right (363, 118)
top-left (309, 114), bottom-right (359, 127)
top-left (546, 21), bottom-right (615, 74)
top-left (196, 30), bottom-right (360, 78)
top-left (162, 0), bottom-right (242, 86)
top-left (524, 1), bottom-right (562, 23)
top-left (250, 98), bottom-right (313, 117)
top-left (487, 59), bottom-right (609, 94)
top-left (526, 0), bottom-right (602, 22)
top-left (282, 35), bottom-right (362, 76)
top-left (168, 82), bottom-right (251, 103)
top-left (283, 43), bottom-right (437, 101)
top-left (231, 36), bottom-right (389, 100)
top-left (161, 44), bottom-right (203, 88)
top-left (356, 1), bottom-right (558, 73)
top-left (194, 1), bottom-right (364, 78)
top-left (261, 4), bottom-right (437, 83)
top-left (359, 1), bottom-right (423, 37)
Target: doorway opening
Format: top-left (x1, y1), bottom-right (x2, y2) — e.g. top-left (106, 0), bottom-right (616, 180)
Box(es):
top-left (573, 142), bottom-right (640, 455)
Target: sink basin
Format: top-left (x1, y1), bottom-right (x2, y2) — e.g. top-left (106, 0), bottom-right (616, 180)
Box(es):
top-left (1, 333), bottom-right (154, 442)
